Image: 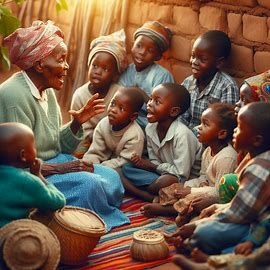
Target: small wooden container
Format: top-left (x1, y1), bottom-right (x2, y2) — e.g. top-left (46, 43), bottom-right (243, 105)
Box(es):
top-left (130, 229), bottom-right (169, 262)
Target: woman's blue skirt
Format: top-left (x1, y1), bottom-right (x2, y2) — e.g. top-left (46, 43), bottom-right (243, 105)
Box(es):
top-left (45, 154), bottom-right (130, 231)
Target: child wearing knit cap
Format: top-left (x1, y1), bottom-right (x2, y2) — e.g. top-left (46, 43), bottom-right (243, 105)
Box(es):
top-left (119, 21), bottom-right (175, 129)
top-left (71, 30), bottom-right (128, 158)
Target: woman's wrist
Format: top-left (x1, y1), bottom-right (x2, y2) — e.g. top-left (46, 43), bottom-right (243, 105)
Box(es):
top-left (70, 118), bottom-right (82, 135)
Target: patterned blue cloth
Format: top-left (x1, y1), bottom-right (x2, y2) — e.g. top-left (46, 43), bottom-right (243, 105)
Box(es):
top-left (180, 71), bottom-right (239, 133)
top-left (45, 154), bottom-right (130, 231)
top-left (119, 63), bottom-right (174, 129)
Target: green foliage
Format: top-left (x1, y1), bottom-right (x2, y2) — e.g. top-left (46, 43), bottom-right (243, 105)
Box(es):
top-left (0, 0), bottom-right (68, 70)
top-left (56, 0), bottom-right (68, 13)
top-left (0, 46), bottom-right (10, 70)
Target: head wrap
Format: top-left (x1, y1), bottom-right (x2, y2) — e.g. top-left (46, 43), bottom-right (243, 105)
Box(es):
top-left (244, 70), bottom-right (270, 103)
top-left (88, 29), bottom-right (128, 74)
top-left (3, 20), bottom-right (64, 70)
top-left (134, 21), bottom-right (173, 53)
top-left (219, 173), bottom-right (239, 204)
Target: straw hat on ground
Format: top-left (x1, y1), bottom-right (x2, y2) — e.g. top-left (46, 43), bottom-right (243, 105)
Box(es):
top-left (0, 219), bottom-right (60, 270)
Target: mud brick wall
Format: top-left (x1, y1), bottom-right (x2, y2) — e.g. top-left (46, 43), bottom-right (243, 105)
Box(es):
top-left (2, 0), bottom-right (270, 87)
top-left (121, 0), bottom-right (270, 85)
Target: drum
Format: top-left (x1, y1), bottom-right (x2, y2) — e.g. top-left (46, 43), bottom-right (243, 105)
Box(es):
top-left (43, 206), bottom-right (106, 265)
top-left (130, 229), bottom-right (169, 262)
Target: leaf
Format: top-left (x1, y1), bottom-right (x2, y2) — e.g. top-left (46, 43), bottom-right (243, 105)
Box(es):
top-left (56, 0), bottom-right (68, 13)
top-left (0, 46), bottom-right (10, 70)
top-left (14, 0), bottom-right (26, 5)
top-left (0, 5), bottom-right (12, 18)
top-left (60, 0), bottom-right (68, 11)
top-left (0, 14), bottom-right (21, 37)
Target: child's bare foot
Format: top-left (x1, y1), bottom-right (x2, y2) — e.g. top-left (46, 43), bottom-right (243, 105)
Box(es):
top-left (173, 255), bottom-right (210, 270)
top-left (191, 248), bottom-right (209, 263)
top-left (140, 203), bottom-right (176, 217)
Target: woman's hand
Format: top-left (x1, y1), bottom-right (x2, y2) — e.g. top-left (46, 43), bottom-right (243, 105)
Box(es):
top-left (41, 160), bottom-right (94, 176)
top-left (69, 93), bottom-right (106, 134)
top-left (130, 153), bottom-right (157, 171)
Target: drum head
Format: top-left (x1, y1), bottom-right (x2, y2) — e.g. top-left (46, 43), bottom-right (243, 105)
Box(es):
top-left (54, 207), bottom-right (106, 235)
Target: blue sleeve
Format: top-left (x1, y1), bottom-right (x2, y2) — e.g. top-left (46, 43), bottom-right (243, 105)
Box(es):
top-left (246, 219), bottom-right (270, 247)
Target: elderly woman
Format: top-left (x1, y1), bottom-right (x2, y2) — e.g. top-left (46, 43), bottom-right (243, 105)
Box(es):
top-left (0, 21), bottom-right (129, 231)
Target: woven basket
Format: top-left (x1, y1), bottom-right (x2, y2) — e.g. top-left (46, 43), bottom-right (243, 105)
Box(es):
top-left (0, 219), bottom-right (60, 270)
top-left (46, 206), bottom-right (106, 265)
top-left (130, 229), bottom-right (169, 262)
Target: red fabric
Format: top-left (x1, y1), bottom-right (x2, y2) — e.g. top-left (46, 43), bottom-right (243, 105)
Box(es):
top-left (3, 20), bottom-right (64, 70)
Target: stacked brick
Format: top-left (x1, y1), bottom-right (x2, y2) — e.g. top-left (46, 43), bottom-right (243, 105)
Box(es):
top-left (124, 0), bottom-right (270, 85)
top-left (3, 0), bottom-right (270, 87)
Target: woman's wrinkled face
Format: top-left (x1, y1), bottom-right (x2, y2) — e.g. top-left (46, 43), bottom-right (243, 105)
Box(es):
top-left (39, 42), bottom-right (69, 90)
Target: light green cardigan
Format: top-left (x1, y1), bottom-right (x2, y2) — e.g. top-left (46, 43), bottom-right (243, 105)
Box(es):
top-left (0, 72), bottom-right (83, 160)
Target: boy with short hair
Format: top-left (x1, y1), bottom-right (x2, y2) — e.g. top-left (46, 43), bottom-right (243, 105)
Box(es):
top-left (189, 102), bottom-right (270, 255)
top-left (181, 30), bottom-right (239, 134)
top-left (83, 87), bottom-right (145, 169)
top-left (119, 21), bottom-right (174, 129)
top-left (0, 122), bottom-right (66, 227)
top-left (120, 83), bottom-right (202, 203)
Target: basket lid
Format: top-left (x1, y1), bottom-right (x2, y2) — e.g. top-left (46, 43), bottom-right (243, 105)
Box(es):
top-left (133, 229), bottom-right (164, 244)
top-left (54, 207), bottom-right (106, 234)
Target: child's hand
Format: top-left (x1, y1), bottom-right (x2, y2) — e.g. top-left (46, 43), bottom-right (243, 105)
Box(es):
top-left (30, 158), bottom-right (42, 176)
top-left (130, 154), bottom-right (155, 171)
top-left (174, 187), bottom-right (191, 199)
top-left (235, 241), bottom-right (254, 255)
top-left (178, 223), bottom-right (196, 239)
top-left (199, 204), bottom-right (217, 219)
top-left (191, 195), bottom-right (216, 212)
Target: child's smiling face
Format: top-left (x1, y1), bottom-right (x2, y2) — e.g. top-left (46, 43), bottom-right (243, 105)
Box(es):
top-left (146, 85), bottom-right (175, 123)
top-left (190, 37), bottom-right (219, 82)
top-left (131, 35), bottom-right (161, 72)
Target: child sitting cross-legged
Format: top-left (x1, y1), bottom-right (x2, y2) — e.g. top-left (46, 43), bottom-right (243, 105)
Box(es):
top-left (71, 30), bottom-right (128, 158)
top-left (118, 83), bottom-right (202, 205)
top-left (158, 103), bottom-right (238, 223)
top-left (82, 87), bottom-right (145, 169)
top-left (0, 122), bottom-right (66, 228)
top-left (119, 21), bottom-right (174, 130)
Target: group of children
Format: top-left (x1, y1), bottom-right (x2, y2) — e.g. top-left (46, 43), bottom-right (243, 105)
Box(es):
top-left (0, 18), bottom-right (270, 268)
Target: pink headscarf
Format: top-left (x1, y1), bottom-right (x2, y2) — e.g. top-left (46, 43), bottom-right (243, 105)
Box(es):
top-left (3, 20), bottom-right (64, 70)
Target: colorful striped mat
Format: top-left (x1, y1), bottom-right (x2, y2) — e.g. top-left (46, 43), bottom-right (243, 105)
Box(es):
top-left (80, 196), bottom-right (178, 270)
